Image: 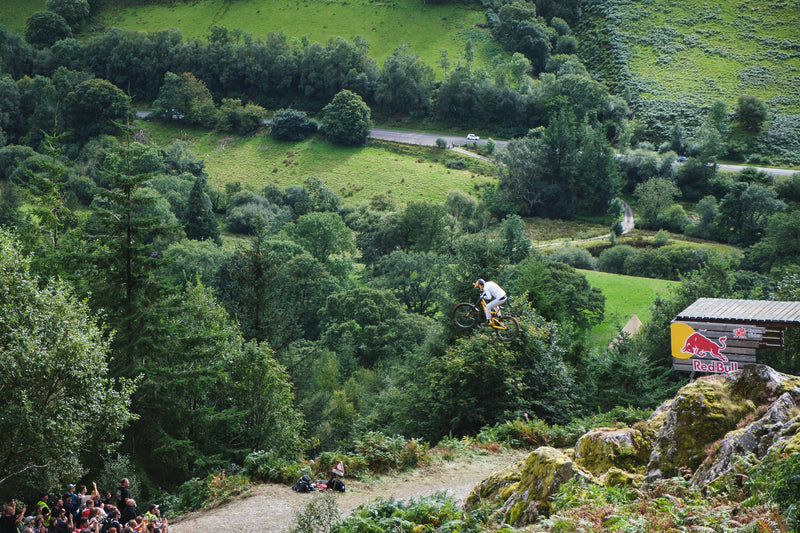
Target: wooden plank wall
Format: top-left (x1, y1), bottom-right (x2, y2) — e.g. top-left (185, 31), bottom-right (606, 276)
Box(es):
top-left (672, 321), bottom-right (764, 373)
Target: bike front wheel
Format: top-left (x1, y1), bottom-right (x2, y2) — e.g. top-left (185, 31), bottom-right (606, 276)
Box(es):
top-left (452, 303), bottom-right (481, 329)
top-left (495, 316), bottom-right (519, 341)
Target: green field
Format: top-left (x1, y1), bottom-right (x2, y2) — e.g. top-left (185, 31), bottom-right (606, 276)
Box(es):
top-left (0, 0), bottom-right (47, 34)
top-left (139, 119), bottom-right (494, 206)
top-left (617, 0), bottom-right (800, 114)
top-left (580, 269), bottom-right (678, 348)
top-left (83, 0), bottom-right (501, 77)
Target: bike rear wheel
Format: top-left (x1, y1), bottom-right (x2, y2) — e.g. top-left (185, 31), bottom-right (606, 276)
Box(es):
top-left (452, 303), bottom-right (481, 329)
top-left (495, 316), bottom-right (519, 341)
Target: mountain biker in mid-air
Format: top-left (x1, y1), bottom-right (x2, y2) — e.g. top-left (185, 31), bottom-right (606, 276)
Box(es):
top-left (474, 278), bottom-right (506, 326)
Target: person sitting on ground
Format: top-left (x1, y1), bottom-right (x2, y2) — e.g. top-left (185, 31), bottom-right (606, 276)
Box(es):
top-left (473, 278), bottom-right (507, 325)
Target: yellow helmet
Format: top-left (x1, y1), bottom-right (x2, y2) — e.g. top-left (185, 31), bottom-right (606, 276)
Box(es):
top-left (473, 278), bottom-right (485, 289)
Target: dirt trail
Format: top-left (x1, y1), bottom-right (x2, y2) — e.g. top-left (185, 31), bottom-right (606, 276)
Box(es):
top-left (169, 449), bottom-right (528, 533)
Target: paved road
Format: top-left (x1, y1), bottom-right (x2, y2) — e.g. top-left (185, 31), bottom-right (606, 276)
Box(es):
top-left (369, 128), bottom-right (508, 148)
top-left (716, 163), bottom-right (797, 176)
top-left (135, 111), bottom-right (795, 176)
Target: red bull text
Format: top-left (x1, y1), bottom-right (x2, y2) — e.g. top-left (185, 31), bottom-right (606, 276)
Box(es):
top-left (692, 359), bottom-right (739, 373)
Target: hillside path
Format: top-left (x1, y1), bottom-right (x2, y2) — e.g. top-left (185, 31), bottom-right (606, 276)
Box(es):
top-left (168, 449), bottom-right (527, 533)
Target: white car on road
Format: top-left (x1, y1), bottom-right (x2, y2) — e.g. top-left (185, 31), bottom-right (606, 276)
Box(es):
top-left (466, 134), bottom-right (480, 141)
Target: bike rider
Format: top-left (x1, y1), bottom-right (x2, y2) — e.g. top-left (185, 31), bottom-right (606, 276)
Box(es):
top-left (474, 279), bottom-right (506, 326)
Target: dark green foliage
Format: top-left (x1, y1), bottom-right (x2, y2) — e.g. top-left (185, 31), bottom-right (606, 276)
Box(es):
top-left (64, 78), bottom-right (130, 140)
top-left (418, 306), bottom-right (577, 438)
top-left (46, 0), bottom-right (90, 29)
top-left (716, 182), bottom-right (786, 245)
top-left (0, 145), bottom-right (35, 179)
top-left (281, 211), bottom-right (355, 263)
top-left (270, 108), bottom-right (318, 141)
top-left (366, 250), bottom-right (451, 316)
top-left (184, 176), bottom-right (220, 244)
top-left (332, 492), bottom-right (465, 533)
top-left (0, 230), bottom-right (135, 501)
top-left (318, 286), bottom-right (433, 368)
top-left (25, 11), bottom-right (72, 48)
top-left (215, 98), bottom-right (268, 134)
top-left (129, 283), bottom-right (306, 486)
top-left (547, 246), bottom-right (597, 270)
top-left (322, 89), bottom-right (372, 147)
top-left (161, 239), bottom-right (231, 288)
top-left (0, 75), bottom-right (22, 142)
top-left (746, 210), bottom-right (800, 273)
top-left (500, 214), bottom-right (531, 263)
top-left (152, 71), bottom-right (216, 127)
top-left (508, 256), bottom-right (604, 330)
top-left (499, 111), bottom-right (621, 218)
top-left (375, 44), bottom-right (435, 117)
top-left (737, 94), bottom-right (769, 132)
top-left (581, 335), bottom-right (678, 412)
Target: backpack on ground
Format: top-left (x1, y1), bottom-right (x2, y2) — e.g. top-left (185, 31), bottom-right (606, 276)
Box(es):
top-left (292, 474), bottom-right (313, 493)
top-left (328, 478), bottom-right (345, 492)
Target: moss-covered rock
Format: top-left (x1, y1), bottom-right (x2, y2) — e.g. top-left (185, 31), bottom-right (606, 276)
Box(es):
top-left (646, 365), bottom-right (800, 483)
top-left (692, 391), bottom-right (800, 487)
top-left (599, 467), bottom-right (643, 487)
top-left (574, 427), bottom-right (651, 477)
top-left (465, 447), bottom-right (592, 527)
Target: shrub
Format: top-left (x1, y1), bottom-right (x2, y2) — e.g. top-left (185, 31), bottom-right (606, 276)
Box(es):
top-left (598, 245), bottom-right (637, 274)
top-left (288, 491), bottom-right (341, 533)
top-left (353, 431), bottom-right (430, 473)
top-left (175, 469), bottom-right (251, 513)
top-left (271, 108), bottom-right (318, 141)
top-left (435, 137), bottom-right (447, 149)
top-left (547, 246), bottom-right (598, 270)
top-left (445, 158), bottom-right (467, 170)
top-left (244, 449), bottom-right (310, 484)
top-left (653, 229), bottom-right (670, 246)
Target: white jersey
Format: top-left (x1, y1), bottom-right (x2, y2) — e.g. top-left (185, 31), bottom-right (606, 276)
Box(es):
top-left (481, 281), bottom-right (506, 301)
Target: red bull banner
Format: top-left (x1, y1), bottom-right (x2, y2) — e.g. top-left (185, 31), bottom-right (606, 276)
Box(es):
top-left (671, 322), bottom-right (747, 373)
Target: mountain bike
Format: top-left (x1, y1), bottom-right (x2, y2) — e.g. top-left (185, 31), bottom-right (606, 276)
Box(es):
top-left (451, 298), bottom-right (519, 341)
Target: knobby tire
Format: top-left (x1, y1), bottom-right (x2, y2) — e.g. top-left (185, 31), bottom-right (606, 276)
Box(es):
top-left (452, 303), bottom-right (481, 329)
top-left (495, 315), bottom-right (519, 341)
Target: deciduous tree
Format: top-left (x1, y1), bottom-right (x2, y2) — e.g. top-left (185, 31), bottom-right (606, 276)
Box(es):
top-left (322, 89), bottom-right (371, 147)
top-left (0, 229), bottom-right (135, 499)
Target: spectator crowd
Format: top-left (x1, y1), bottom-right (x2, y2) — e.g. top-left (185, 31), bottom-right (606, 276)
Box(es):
top-left (1, 479), bottom-right (167, 533)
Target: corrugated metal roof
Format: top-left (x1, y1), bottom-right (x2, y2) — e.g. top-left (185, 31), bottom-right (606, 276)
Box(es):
top-left (676, 298), bottom-right (800, 325)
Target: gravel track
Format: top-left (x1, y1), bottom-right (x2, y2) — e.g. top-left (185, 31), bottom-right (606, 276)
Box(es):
top-left (169, 449), bottom-right (527, 533)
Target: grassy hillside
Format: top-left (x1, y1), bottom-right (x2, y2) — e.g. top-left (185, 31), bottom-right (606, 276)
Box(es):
top-left (580, 269), bottom-right (678, 348)
top-left (85, 0), bottom-right (502, 76)
top-left (0, 0), bottom-right (47, 34)
top-left (606, 0), bottom-right (800, 115)
top-left (139, 120), bottom-right (494, 205)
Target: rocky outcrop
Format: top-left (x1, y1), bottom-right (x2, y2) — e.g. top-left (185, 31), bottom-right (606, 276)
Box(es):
top-left (466, 365), bottom-right (800, 528)
top-left (646, 365), bottom-right (800, 484)
top-left (464, 447), bottom-right (592, 526)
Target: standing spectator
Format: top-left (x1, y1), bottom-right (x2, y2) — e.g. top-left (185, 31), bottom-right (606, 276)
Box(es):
top-left (115, 479), bottom-right (131, 517)
top-left (52, 507), bottom-right (73, 533)
top-left (103, 508), bottom-right (123, 533)
top-left (81, 499), bottom-right (95, 520)
top-left (77, 486), bottom-right (92, 515)
top-left (64, 485), bottom-right (80, 521)
top-left (120, 499), bottom-right (137, 527)
top-left (35, 494), bottom-right (50, 527)
top-left (0, 500), bottom-right (26, 533)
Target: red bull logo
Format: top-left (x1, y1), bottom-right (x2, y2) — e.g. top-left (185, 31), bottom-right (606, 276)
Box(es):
top-left (681, 332), bottom-right (728, 362)
top-left (671, 322), bottom-right (738, 374)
